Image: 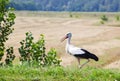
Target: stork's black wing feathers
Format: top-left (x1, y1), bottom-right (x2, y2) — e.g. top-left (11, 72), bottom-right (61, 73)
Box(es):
top-left (74, 49), bottom-right (99, 61)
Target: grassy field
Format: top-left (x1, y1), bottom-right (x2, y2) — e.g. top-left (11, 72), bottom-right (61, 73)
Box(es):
top-left (0, 66), bottom-right (120, 81)
top-left (1, 11), bottom-right (120, 80)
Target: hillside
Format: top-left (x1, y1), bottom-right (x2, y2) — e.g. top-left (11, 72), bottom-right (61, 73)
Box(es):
top-left (10, 0), bottom-right (120, 11)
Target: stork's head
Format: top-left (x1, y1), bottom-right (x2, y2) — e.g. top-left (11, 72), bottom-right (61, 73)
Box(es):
top-left (61, 32), bottom-right (72, 42)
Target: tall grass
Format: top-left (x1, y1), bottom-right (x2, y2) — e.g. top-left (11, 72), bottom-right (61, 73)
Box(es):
top-left (0, 66), bottom-right (119, 81)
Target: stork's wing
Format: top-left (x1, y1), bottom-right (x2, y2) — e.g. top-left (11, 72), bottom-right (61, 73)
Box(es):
top-left (68, 45), bottom-right (85, 55)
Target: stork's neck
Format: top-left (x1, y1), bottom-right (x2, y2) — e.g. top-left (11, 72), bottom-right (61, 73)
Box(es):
top-left (65, 37), bottom-right (71, 53)
top-left (67, 37), bottom-right (71, 45)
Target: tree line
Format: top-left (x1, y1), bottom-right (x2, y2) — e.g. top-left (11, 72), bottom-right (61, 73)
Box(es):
top-left (10, 0), bottom-right (120, 12)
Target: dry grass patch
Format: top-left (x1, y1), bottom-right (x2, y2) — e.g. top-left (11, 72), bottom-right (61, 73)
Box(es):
top-left (97, 47), bottom-right (120, 68)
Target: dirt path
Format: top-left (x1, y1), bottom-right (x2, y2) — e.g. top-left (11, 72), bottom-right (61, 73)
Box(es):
top-left (6, 16), bottom-right (120, 68)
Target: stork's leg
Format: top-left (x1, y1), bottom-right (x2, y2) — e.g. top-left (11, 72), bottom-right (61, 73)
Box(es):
top-left (80, 59), bottom-right (90, 68)
top-left (77, 58), bottom-right (81, 68)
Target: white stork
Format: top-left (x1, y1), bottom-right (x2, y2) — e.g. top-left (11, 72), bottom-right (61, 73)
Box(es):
top-left (61, 32), bottom-right (99, 68)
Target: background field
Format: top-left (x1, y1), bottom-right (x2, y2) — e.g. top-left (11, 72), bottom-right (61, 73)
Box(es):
top-left (5, 11), bottom-right (120, 69)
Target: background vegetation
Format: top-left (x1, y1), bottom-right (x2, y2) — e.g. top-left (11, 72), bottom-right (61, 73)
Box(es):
top-left (10, 0), bottom-right (120, 12)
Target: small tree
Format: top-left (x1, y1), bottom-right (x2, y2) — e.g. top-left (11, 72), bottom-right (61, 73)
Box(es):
top-left (19, 32), bottom-right (34, 65)
top-left (19, 32), bottom-right (61, 67)
top-left (0, 0), bottom-right (16, 65)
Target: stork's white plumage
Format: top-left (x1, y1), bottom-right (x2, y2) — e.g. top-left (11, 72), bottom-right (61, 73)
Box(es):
top-left (61, 33), bottom-right (99, 68)
top-left (66, 44), bottom-right (85, 55)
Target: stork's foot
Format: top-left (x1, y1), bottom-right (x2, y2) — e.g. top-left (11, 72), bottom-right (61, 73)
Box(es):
top-left (78, 65), bottom-right (82, 69)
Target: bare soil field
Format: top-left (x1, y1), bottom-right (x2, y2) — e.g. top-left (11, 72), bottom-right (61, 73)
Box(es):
top-left (6, 12), bottom-right (120, 69)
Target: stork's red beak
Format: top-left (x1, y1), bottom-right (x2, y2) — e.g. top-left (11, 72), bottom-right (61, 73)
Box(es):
top-left (61, 35), bottom-right (68, 42)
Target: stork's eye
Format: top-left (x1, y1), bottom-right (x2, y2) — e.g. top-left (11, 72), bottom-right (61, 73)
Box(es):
top-left (66, 33), bottom-right (72, 38)
top-left (67, 34), bottom-right (69, 37)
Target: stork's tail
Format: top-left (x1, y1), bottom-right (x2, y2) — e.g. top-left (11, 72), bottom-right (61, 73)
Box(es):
top-left (81, 49), bottom-right (99, 61)
top-left (89, 53), bottom-right (99, 61)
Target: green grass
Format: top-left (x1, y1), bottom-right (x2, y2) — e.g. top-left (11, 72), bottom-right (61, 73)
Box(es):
top-left (0, 66), bottom-right (120, 81)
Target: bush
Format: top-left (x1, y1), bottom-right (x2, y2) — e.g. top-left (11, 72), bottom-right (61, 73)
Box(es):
top-left (100, 20), bottom-right (104, 24)
top-left (18, 32), bottom-right (61, 67)
top-left (115, 15), bottom-right (120, 21)
top-left (0, 0), bottom-right (16, 65)
top-left (101, 15), bottom-right (108, 21)
top-left (100, 15), bottom-right (108, 24)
